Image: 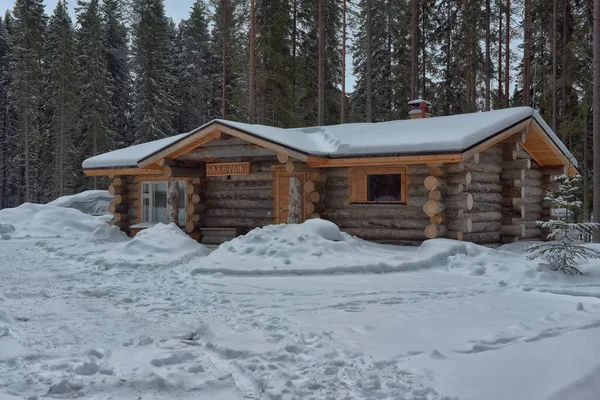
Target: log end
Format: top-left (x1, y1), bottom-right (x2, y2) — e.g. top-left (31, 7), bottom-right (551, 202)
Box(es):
top-left (424, 224), bottom-right (439, 239)
top-left (423, 200), bottom-right (440, 217)
top-left (424, 176), bottom-right (439, 191)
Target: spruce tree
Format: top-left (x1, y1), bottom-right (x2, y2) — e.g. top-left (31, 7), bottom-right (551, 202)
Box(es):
top-left (175, 0), bottom-right (216, 132)
top-left (44, 0), bottom-right (78, 199)
top-left (102, 0), bottom-right (132, 147)
top-left (10, 0), bottom-right (47, 203)
top-left (131, 0), bottom-right (178, 142)
top-left (0, 15), bottom-right (12, 208)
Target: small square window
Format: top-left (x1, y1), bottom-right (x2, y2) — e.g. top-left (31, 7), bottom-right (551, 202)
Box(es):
top-left (367, 174), bottom-right (402, 202)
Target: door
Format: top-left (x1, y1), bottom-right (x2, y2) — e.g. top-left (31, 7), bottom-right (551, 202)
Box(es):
top-left (275, 169), bottom-right (307, 224)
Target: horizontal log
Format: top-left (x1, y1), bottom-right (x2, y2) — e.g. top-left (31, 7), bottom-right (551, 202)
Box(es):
top-left (324, 207), bottom-right (427, 220)
top-left (424, 224), bottom-right (447, 239)
top-left (446, 231), bottom-right (464, 241)
top-left (540, 166), bottom-right (568, 176)
top-left (206, 208), bottom-right (273, 219)
top-left (516, 150), bottom-right (532, 160)
top-left (424, 176), bottom-right (440, 191)
top-left (187, 144), bottom-right (276, 159)
top-left (462, 232), bottom-right (501, 244)
top-left (407, 164), bottom-right (439, 175)
top-left (503, 149), bottom-right (518, 161)
top-left (471, 202), bottom-right (504, 213)
top-left (428, 190), bottom-right (442, 201)
top-left (502, 235), bottom-right (520, 244)
top-left (334, 218), bottom-right (432, 230)
top-left (112, 177), bottom-right (125, 186)
top-left (501, 169), bottom-right (526, 181)
top-left (205, 199), bottom-right (273, 209)
top-left (108, 185), bottom-right (126, 195)
top-left (524, 186), bottom-right (545, 197)
top-left (446, 172), bottom-right (472, 185)
top-left (210, 171), bottom-right (274, 181)
top-left (206, 180), bottom-right (272, 190)
top-left (522, 203), bottom-right (543, 216)
top-left (508, 196), bottom-right (543, 206)
top-left (466, 182), bottom-right (502, 193)
top-left (206, 190), bottom-right (271, 200)
top-left (186, 203), bottom-right (208, 215)
top-left (474, 152), bottom-right (503, 164)
top-left (430, 214), bottom-right (444, 224)
top-left (114, 194), bottom-right (137, 204)
top-left (185, 221), bottom-right (200, 233)
top-left (446, 211), bottom-right (502, 222)
top-left (524, 169), bottom-right (542, 179)
top-left (502, 178), bottom-right (542, 188)
top-left (277, 152), bottom-right (289, 163)
top-left (502, 159), bottom-right (531, 170)
top-left (308, 191), bottom-right (320, 203)
top-left (342, 228), bottom-right (427, 241)
top-left (423, 200), bottom-right (443, 217)
top-left (503, 187), bottom-right (526, 198)
top-left (471, 192), bottom-right (503, 203)
top-left (504, 215), bottom-right (542, 225)
top-left (445, 193), bottom-right (474, 210)
top-left (442, 183), bottom-right (466, 195)
top-left (113, 213), bottom-right (130, 222)
top-left (186, 183), bottom-right (203, 194)
top-left (203, 217), bottom-right (274, 228)
top-left (191, 194), bottom-right (203, 204)
top-left (481, 145), bottom-right (504, 155)
top-left (445, 162), bottom-right (502, 174)
top-left (504, 131), bottom-right (528, 144)
top-left (502, 224), bottom-right (526, 237)
top-left (202, 236), bottom-right (233, 245)
top-left (164, 166), bottom-right (205, 178)
top-left (471, 221), bottom-right (502, 233)
top-left (523, 229), bottom-right (542, 239)
top-left (470, 171), bottom-right (501, 183)
top-left (108, 203), bottom-right (128, 214)
top-left (447, 219), bottom-right (473, 233)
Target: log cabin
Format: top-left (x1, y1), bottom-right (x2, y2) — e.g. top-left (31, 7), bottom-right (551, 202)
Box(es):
top-left (82, 101), bottom-right (577, 247)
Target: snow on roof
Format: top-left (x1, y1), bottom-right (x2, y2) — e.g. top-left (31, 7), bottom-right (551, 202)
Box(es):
top-left (82, 132), bottom-right (189, 169)
top-left (82, 107), bottom-right (577, 169)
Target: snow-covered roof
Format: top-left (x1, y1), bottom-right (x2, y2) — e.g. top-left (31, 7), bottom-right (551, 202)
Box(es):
top-left (82, 107), bottom-right (577, 170)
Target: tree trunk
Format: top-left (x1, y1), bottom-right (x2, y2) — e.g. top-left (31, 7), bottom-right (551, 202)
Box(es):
top-left (249, 0), bottom-right (255, 123)
top-left (485, 0), bottom-right (491, 111)
top-left (366, 0), bottom-right (373, 122)
top-left (411, 0), bottom-right (419, 100)
top-left (341, 0), bottom-right (346, 123)
top-left (498, 0), bottom-right (503, 104)
top-left (167, 181), bottom-right (180, 224)
top-left (593, 0), bottom-right (600, 240)
top-left (552, 0), bottom-right (558, 132)
top-left (287, 176), bottom-right (302, 224)
top-left (523, 0), bottom-right (531, 106)
top-left (221, 0), bottom-right (227, 120)
top-left (505, 0), bottom-right (510, 107)
top-left (318, 0), bottom-right (325, 126)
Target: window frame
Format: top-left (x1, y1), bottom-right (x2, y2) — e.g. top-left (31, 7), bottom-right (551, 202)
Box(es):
top-left (136, 177), bottom-right (189, 225)
top-left (349, 166), bottom-right (408, 205)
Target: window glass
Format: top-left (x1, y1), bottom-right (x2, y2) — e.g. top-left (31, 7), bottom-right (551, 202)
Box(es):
top-left (140, 181), bottom-right (187, 225)
top-left (367, 174), bottom-right (402, 202)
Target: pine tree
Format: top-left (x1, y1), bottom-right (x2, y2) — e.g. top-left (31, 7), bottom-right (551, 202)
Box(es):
top-left (102, 0), bottom-right (132, 147)
top-left (594, 0), bottom-right (600, 240)
top-left (44, 0), bottom-right (78, 199)
top-left (0, 14), bottom-right (13, 208)
top-left (174, 0), bottom-right (217, 132)
top-left (526, 175), bottom-right (600, 274)
top-left (75, 0), bottom-right (111, 191)
top-left (10, 0), bottom-right (47, 203)
top-left (131, 0), bottom-right (178, 142)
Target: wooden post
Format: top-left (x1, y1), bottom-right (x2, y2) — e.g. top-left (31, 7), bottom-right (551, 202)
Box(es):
top-left (167, 181), bottom-right (180, 224)
top-left (288, 177), bottom-right (302, 224)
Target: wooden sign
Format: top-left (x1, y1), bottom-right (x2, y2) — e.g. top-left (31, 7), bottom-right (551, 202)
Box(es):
top-left (206, 162), bottom-right (252, 176)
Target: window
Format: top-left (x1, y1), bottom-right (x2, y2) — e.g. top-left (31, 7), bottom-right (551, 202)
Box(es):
top-left (367, 174), bottom-right (402, 202)
top-left (349, 166), bottom-right (407, 204)
top-left (141, 181), bottom-right (187, 225)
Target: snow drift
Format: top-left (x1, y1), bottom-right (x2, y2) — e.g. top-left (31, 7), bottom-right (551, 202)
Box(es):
top-left (0, 203), bottom-right (123, 241)
top-left (48, 190), bottom-right (113, 215)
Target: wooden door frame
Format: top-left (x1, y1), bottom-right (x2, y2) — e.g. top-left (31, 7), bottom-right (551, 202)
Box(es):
top-left (273, 166), bottom-right (308, 224)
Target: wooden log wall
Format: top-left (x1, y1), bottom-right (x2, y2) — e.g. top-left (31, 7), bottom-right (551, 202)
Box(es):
top-left (321, 165), bottom-right (431, 245)
top-left (108, 176), bottom-right (138, 233)
top-left (440, 146), bottom-right (503, 246)
top-left (185, 172), bottom-right (207, 238)
top-left (500, 134), bottom-right (544, 243)
top-left (203, 159), bottom-right (275, 230)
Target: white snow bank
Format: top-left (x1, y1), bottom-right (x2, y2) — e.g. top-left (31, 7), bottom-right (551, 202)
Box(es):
top-left (0, 203), bottom-right (124, 241)
top-left (92, 223), bottom-right (210, 268)
top-left (48, 190), bottom-right (113, 215)
top-left (189, 220), bottom-right (496, 276)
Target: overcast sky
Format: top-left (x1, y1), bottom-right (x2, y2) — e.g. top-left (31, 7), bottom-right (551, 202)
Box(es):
top-left (0, 0), bottom-right (194, 21)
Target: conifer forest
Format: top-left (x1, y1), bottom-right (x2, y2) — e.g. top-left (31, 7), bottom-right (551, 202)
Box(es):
top-left (0, 0), bottom-right (597, 218)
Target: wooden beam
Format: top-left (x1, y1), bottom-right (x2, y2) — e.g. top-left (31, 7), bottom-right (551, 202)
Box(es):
top-left (83, 168), bottom-right (163, 177)
top-left (461, 119), bottom-right (531, 161)
top-left (306, 153), bottom-right (462, 168)
top-left (163, 166), bottom-right (205, 178)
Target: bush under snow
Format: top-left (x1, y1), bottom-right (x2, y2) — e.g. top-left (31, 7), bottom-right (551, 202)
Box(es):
top-left (48, 190), bottom-right (113, 215)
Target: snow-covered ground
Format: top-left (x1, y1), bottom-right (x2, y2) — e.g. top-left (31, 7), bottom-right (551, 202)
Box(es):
top-left (1, 203), bottom-right (600, 399)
